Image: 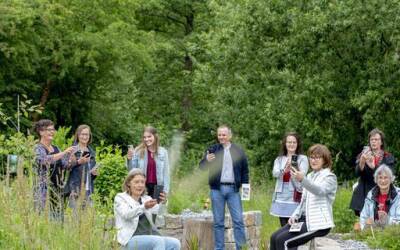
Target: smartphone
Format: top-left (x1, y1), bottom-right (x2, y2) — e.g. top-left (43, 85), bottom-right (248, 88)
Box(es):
top-left (74, 150), bottom-right (82, 158)
top-left (208, 146), bottom-right (216, 154)
top-left (153, 185), bottom-right (164, 203)
top-left (362, 145), bottom-right (370, 154)
top-left (82, 151), bottom-right (91, 157)
top-left (291, 154), bottom-right (299, 170)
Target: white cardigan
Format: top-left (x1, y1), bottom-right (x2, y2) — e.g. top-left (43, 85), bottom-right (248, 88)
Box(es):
top-left (291, 168), bottom-right (337, 231)
top-left (114, 192), bottom-right (159, 246)
top-left (272, 155), bottom-right (309, 194)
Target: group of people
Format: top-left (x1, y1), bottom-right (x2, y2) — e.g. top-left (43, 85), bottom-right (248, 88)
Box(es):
top-left (269, 128), bottom-right (399, 250)
top-left (34, 120), bottom-right (98, 219)
top-left (33, 118), bottom-right (399, 250)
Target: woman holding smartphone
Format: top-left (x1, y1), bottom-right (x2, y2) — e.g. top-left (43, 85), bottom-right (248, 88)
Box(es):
top-left (350, 128), bottom-right (395, 217)
top-left (127, 126), bottom-right (170, 197)
top-left (114, 169), bottom-right (180, 249)
top-left (270, 132), bottom-right (309, 226)
top-left (33, 119), bottom-right (75, 219)
top-left (64, 124), bottom-right (98, 209)
top-left (270, 144), bottom-right (337, 250)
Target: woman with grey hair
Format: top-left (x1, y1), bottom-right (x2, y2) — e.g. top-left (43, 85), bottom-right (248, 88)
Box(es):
top-left (360, 164), bottom-right (400, 229)
top-left (114, 168), bottom-right (180, 250)
top-left (350, 128), bottom-right (396, 217)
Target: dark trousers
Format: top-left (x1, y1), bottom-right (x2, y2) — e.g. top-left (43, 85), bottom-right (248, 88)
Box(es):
top-left (279, 217), bottom-right (289, 227)
top-left (270, 217), bottom-right (330, 250)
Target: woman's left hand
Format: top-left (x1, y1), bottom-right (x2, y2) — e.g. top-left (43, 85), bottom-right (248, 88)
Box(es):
top-left (90, 167), bottom-right (99, 176)
top-left (291, 167), bottom-right (304, 182)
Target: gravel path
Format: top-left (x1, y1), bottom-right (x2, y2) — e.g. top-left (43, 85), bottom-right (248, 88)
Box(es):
top-left (326, 234), bottom-right (378, 250)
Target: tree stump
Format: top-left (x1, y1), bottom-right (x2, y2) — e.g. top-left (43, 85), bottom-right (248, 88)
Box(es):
top-left (182, 219), bottom-right (214, 250)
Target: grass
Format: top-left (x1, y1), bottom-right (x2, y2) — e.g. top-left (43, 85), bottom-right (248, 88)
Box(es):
top-left (0, 173), bottom-right (117, 250)
top-left (0, 166), bottom-right (382, 250)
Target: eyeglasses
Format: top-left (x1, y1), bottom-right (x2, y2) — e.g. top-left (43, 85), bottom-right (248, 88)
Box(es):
top-left (43, 128), bottom-right (56, 132)
top-left (310, 155), bottom-right (322, 160)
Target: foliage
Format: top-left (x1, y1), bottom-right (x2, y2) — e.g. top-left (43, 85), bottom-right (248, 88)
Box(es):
top-left (2, 0), bottom-right (400, 186)
top-left (0, 176), bottom-right (116, 249)
top-left (0, 96), bottom-right (42, 134)
top-left (0, 0), bottom-right (153, 141)
top-left (52, 126), bottom-right (74, 151)
top-left (332, 185), bottom-right (358, 233)
top-left (94, 142), bottom-right (127, 209)
top-left (192, 0), bottom-right (400, 183)
top-left (168, 169), bottom-right (209, 214)
top-left (354, 225), bottom-right (400, 249)
top-left (0, 133), bottom-right (36, 176)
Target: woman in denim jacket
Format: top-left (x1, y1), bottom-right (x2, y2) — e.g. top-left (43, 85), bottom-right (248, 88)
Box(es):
top-left (360, 164), bottom-right (400, 229)
top-left (127, 126), bottom-right (170, 196)
top-left (64, 125), bottom-right (98, 209)
top-left (270, 132), bottom-right (309, 226)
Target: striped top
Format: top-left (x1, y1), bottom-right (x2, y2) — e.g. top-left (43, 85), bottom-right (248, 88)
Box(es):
top-left (292, 168), bottom-right (337, 231)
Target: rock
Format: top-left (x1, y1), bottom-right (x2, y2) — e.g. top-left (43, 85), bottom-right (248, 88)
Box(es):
top-left (243, 211), bottom-right (256, 226)
top-left (164, 214), bottom-right (183, 229)
top-left (298, 237), bottom-right (341, 250)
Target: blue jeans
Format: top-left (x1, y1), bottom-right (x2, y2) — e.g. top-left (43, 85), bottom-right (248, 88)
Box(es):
top-left (123, 235), bottom-right (181, 250)
top-left (210, 185), bottom-right (246, 250)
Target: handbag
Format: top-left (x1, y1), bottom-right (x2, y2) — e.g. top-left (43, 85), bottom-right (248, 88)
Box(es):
top-left (293, 189), bottom-right (302, 203)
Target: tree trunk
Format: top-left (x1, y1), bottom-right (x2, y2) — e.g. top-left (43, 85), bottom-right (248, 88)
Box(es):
top-left (32, 79), bottom-right (52, 122)
top-left (181, 12), bottom-right (194, 132)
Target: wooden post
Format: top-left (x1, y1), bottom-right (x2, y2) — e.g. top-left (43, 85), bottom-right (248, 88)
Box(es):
top-left (6, 155), bottom-right (10, 187)
top-left (182, 219), bottom-right (214, 250)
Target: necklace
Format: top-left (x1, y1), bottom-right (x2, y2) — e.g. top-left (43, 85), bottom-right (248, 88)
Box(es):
top-left (40, 141), bottom-right (53, 153)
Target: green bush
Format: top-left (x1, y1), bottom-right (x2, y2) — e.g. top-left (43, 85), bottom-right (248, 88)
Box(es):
top-left (0, 133), bottom-right (36, 177)
top-left (354, 225), bottom-right (400, 249)
top-left (94, 142), bottom-right (127, 210)
top-left (52, 126), bottom-right (74, 151)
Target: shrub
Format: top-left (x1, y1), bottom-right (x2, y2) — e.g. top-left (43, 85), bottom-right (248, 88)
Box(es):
top-left (94, 142), bottom-right (127, 210)
top-left (354, 225), bottom-right (400, 249)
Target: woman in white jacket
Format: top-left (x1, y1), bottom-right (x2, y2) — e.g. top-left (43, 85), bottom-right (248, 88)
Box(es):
top-left (270, 132), bottom-right (309, 226)
top-left (270, 144), bottom-right (337, 250)
top-left (114, 169), bottom-right (180, 250)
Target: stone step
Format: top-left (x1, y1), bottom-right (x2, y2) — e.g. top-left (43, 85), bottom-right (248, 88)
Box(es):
top-left (298, 236), bottom-right (341, 250)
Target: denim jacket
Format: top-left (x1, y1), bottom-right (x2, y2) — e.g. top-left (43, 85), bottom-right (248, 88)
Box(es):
top-left (126, 147), bottom-right (170, 193)
top-left (360, 185), bottom-right (400, 229)
top-left (272, 154), bottom-right (309, 201)
top-left (64, 145), bottom-right (97, 195)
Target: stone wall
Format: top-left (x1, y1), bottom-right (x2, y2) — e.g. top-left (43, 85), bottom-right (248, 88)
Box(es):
top-left (158, 210), bottom-right (262, 250)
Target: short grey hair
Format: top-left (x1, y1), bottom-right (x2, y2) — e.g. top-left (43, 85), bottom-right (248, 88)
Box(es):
top-left (374, 164), bottom-right (395, 184)
top-left (217, 124), bottom-right (232, 135)
top-left (122, 168), bottom-right (146, 194)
